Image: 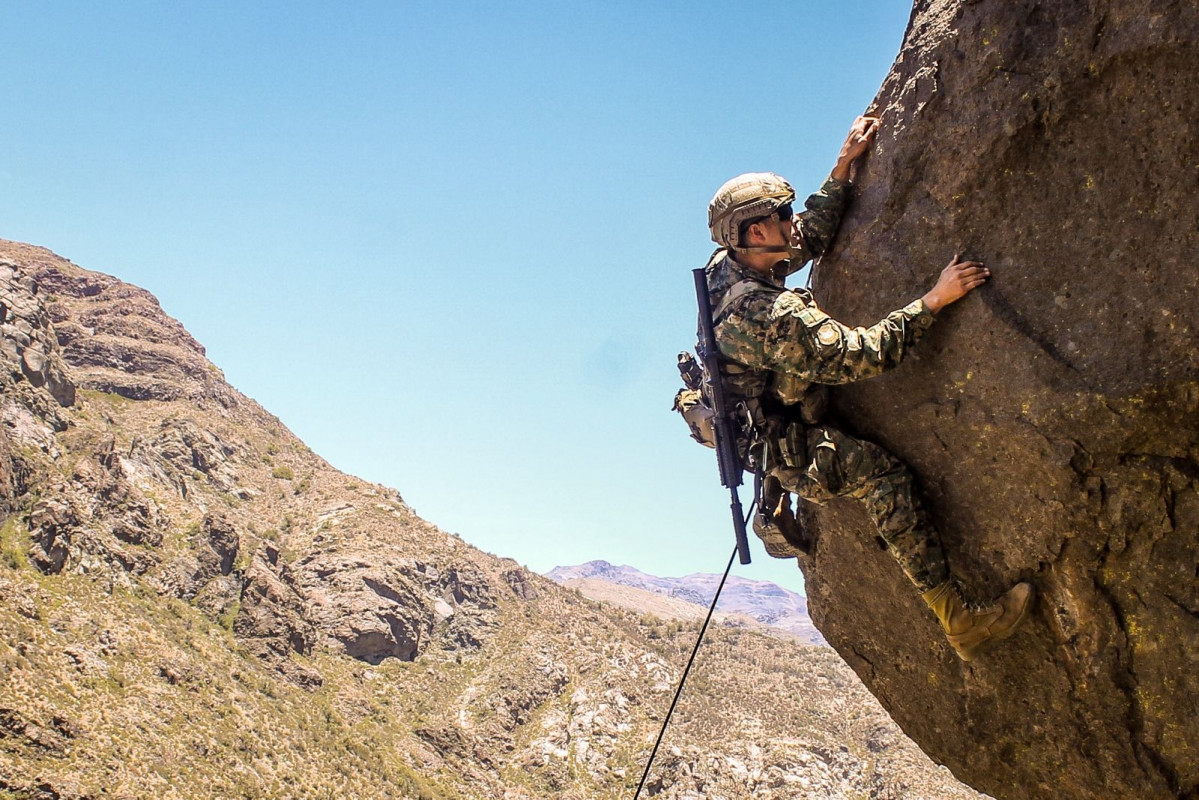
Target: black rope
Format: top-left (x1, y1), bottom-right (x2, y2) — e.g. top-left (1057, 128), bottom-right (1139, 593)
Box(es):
top-left (633, 515), bottom-right (750, 799)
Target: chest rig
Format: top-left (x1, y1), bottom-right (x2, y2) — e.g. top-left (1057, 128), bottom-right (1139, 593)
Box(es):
top-left (709, 279), bottom-right (828, 474)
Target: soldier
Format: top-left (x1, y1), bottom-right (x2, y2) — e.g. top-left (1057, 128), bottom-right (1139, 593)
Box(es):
top-left (694, 116), bottom-right (1032, 661)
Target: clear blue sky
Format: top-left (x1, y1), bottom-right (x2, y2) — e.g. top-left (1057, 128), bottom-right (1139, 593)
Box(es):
top-left (3, 1), bottom-right (912, 595)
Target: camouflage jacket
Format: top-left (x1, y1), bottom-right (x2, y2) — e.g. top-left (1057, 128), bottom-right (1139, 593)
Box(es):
top-left (703, 178), bottom-right (936, 412)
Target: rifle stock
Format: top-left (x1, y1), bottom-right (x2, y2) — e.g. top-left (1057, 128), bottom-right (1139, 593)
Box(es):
top-left (692, 268), bottom-right (752, 565)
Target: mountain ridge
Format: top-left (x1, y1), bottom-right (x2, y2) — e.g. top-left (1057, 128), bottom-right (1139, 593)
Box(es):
top-left (547, 560), bottom-right (824, 645)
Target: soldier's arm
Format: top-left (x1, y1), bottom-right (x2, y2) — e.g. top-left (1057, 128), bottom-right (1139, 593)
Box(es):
top-left (777, 116), bottom-right (880, 277)
top-left (717, 256), bottom-right (990, 384)
top-left (781, 179), bottom-right (852, 273)
top-left (763, 292), bottom-right (935, 384)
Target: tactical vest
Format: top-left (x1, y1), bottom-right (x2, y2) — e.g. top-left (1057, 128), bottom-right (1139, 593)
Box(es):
top-left (710, 277), bottom-right (829, 425)
top-left (674, 251), bottom-right (831, 475)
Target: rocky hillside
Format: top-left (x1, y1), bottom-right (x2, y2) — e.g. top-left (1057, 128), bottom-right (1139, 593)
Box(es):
top-left (796, 1), bottom-right (1199, 798)
top-left (547, 561), bottom-right (825, 645)
top-left (0, 239), bottom-right (983, 798)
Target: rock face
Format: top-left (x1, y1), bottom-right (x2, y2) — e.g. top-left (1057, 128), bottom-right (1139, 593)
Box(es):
top-left (0, 260), bottom-right (75, 409)
top-left (801, 1), bottom-right (1199, 798)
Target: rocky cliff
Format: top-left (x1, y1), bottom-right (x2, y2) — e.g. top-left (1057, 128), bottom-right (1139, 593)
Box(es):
top-left (799, 1), bottom-right (1199, 798)
top-left (0, 239), bottom-right (983, 798)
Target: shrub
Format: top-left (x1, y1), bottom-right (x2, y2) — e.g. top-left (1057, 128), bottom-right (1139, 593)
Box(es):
top-left (0, 518), bottom-right (29, 570)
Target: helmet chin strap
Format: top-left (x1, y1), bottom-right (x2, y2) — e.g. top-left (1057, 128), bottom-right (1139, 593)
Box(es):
top-left (731, 245), bottom-right (790, 254)
top-left (731, 244), bottom-right (804, 264)
top-left (730, 244), bottom-right (804, 279)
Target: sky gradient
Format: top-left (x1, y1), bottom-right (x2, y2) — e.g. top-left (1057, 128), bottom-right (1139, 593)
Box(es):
top-left (3, 1), bottom-right (914, 594)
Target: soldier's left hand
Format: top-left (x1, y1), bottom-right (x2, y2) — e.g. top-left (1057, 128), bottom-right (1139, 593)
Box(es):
top-left (840, 116), bottom-right (880, 163)
top-left (832, 116), bottom-right (880, 181)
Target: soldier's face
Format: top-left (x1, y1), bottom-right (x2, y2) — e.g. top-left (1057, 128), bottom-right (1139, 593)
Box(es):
top-left (752, 215), bottom-right (793, 249)
top-left (776, 204), bottom-right (800, 247)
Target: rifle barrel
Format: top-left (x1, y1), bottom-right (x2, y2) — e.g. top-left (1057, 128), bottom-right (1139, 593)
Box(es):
top-left (729, 490), bottom-right (751, 565)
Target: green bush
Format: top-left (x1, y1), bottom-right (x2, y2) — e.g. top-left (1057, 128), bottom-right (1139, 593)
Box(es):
top-left (272, 466), bottom-right (295, 481)
top-left (0, 518), bottom-right (29, 570)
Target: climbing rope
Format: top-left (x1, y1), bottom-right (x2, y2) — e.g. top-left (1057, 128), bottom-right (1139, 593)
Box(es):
top-left (633, 505), bottom-right (752, 799)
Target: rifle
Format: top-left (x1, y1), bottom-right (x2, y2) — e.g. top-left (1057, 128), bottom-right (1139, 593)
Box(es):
top-left (692, 268), bottom-right (752, 565)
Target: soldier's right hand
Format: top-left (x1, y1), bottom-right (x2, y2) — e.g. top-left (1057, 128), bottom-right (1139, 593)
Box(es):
top-left (921, 254), bottom-right (990, 314)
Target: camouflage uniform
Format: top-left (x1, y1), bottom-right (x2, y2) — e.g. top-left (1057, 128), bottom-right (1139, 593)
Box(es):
top-left (705, 178), bottom-right (950, 593)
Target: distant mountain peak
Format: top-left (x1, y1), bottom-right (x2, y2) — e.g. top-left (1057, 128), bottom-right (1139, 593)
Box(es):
top-left (546, 562), bottom-right (824, 646)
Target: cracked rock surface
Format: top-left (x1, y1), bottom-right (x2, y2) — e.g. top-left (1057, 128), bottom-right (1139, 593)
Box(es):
top-left (800, 1), bottom-right (1199, 798)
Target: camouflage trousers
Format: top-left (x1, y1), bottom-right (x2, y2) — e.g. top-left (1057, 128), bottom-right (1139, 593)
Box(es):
top-left (771, 424), bottom-right (950, 593)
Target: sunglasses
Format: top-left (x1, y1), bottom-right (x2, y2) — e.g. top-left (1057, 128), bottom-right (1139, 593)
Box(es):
top-left (747, 203), bottom-right (794, 230)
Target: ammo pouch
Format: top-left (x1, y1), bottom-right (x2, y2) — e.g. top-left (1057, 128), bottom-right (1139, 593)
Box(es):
top-left (771, 418), bottom-right (808, 470)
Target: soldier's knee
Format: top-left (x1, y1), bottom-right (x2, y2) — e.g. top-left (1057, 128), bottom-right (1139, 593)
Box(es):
top-left (808, 442), bottom-right (845, 495)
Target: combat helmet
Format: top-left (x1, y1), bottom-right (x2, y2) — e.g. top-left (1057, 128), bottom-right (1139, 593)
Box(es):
top-left (707, 172), bottom-right (796, 251)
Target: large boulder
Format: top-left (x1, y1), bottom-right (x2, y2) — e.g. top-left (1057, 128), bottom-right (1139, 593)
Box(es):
top-left (801, 1), bottom-right (1199, 798)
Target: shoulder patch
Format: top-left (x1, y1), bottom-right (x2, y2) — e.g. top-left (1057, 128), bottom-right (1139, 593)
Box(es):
top-left (816, 321), bottom-right (841, 346)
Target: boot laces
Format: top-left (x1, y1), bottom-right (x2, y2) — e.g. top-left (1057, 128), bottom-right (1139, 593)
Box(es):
top-left (964, 598), bottom-right (997, 614)
top-left (952, 579), bottom-right (996, 614)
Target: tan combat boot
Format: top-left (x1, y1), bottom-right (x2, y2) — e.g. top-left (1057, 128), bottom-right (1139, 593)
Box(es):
top-left (922, 580), bottom-right (1034, 662)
